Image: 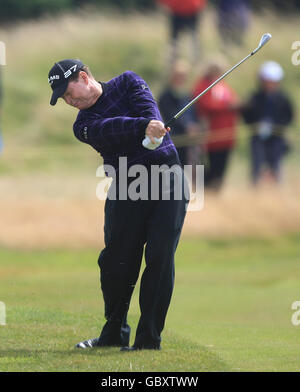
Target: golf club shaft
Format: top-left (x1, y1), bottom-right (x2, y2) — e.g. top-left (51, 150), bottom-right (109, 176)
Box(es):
top-left (165, 52), bottom-right (253, 128)
top-left (142, 33), bottom-right (271, 149)
top-left (164, 33), bottom-right (272, 129)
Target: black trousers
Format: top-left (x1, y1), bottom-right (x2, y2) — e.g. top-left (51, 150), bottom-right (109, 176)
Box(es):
top-left (170, 13), bottom-right (199, 39)
top-left (205, 148), bottom-right (232, 191)
top-left (97, 166), bottom-right (189, 349)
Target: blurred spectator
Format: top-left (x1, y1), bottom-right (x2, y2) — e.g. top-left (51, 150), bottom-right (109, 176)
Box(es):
top-left (217, 0), bottom-right (251, 47)
top-left (158, 59), bottom-right (199, 167)
top-left (192, 60), bottom-right (239, 192)
top-left (242, 61), bottom-right (294, 185)
top-left (157, 0), bottom-right (207, 64)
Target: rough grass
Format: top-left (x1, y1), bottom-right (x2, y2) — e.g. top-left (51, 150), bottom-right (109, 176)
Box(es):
top-left (1, 171), bottom-right (300, 249)
top-left (0, 8), bottom-right (299, 249)
top-left (1, 236), bottom-right (300, 371)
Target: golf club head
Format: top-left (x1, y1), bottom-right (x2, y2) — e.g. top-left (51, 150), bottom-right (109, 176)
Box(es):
top-left (252, 33), bottom-right (272, 55)
top-left (259, 33), bottom-right (272, 48)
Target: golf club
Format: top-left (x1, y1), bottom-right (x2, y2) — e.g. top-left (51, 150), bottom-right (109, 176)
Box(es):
top-left (142, 33), bottom-right (272, 150)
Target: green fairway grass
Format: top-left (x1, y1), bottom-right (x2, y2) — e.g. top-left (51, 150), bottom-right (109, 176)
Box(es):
top-left (1, 235), bottom-right (300, 372)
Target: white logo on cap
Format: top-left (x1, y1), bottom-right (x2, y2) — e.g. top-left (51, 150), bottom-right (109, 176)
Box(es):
top-left (64, 64), bottom-right (77, 79)
top-left (48, 75), bottom-right (60, 84)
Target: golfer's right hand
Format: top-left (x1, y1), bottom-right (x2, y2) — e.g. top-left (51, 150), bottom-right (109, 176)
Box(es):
top-left (145, 120), bottom-right (170, 144)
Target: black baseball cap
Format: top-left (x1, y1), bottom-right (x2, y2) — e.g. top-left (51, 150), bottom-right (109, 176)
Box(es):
top-left (48, 59), bottom-right (84, 106)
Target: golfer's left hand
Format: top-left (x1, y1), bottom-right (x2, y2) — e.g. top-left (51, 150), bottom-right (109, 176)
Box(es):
top-left (145, 120), bottom-right (170, 144)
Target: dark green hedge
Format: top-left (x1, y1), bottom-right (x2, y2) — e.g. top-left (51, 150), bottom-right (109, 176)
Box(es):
top-left (0, 0), bottom-right (154, 22)
top-left (0, 0), bottom-right (73, 21)
top-left (0, 0), bottom-right (300, 23)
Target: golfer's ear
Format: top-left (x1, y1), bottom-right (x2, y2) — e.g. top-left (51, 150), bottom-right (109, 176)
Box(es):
top-left (80, 71), bottom-right (89, 84)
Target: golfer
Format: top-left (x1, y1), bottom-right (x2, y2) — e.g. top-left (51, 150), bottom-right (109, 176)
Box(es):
top-left (48, 59), bottom-right (188, 351)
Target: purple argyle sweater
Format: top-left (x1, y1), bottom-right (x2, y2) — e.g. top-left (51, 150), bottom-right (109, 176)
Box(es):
top-left (73, 71), bottom-right (179, 173)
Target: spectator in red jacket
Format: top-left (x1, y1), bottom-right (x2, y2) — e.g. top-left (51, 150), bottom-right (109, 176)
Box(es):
top-left (157, 0), bottom-right (207, 64)
top-left (192, 61), bottom-right (239, 191)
